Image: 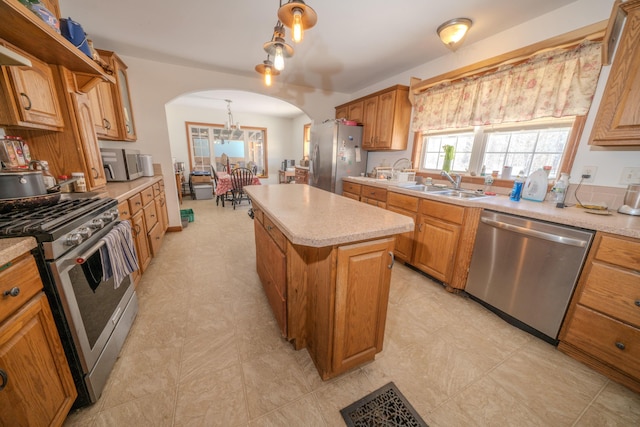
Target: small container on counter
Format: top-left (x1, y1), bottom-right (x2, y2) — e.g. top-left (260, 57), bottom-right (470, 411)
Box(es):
top-left (58, 175), bottom-right (72, 192)
top-left (510, 176), bottom-right (524, 201)
top-left (72, 172), bottom-right (87, 192)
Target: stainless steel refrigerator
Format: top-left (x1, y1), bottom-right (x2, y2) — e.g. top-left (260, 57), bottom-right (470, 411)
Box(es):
top-left (309, 121), bottom-right (366, 194)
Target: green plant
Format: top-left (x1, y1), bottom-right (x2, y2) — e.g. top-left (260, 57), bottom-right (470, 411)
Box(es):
top-left (442, 145), bottom-right (455, 172)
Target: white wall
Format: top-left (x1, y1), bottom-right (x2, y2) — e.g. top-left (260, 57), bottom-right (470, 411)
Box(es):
top-left (164, 102), bottom-right (309, 185)
top-left (362, 0), bottom-right (640, 186)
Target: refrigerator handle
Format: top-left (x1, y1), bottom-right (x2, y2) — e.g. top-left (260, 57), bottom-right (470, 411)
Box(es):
top-left (310, 144), bottom-right (319, 185)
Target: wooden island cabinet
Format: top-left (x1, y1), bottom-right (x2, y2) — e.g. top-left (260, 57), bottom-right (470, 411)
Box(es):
top-left (247, 184), bottom-right (412, 380)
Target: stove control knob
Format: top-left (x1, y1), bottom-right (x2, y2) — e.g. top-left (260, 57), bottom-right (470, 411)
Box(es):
top-left (66, 233), bottom-right (84, 246)
top-left (77, 227), bottom-right (93, 240)
top-left (89, 218), bottom-right (106, 230)
top-left (103, 210), bottom-right (119, 222)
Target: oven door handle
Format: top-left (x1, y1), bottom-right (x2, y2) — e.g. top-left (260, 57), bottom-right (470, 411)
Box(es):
top-left (75, 240), bottom-right (106, 264)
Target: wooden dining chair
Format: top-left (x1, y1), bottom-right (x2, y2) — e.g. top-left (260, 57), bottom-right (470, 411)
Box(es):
top-left (230, 167), bottom-right (254, 209)
top-left (211, 167), bottom-right (232, 207)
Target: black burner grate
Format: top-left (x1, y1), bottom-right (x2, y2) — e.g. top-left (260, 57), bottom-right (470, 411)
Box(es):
top-left (0, 198), bottom-right (115, 237)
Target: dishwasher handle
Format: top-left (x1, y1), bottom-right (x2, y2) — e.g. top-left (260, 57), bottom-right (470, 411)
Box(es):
top-left (480, 217), bottom-right (589, 248)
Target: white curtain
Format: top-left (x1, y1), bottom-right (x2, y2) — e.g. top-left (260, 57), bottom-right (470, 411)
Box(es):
top-left (411, 41), bottom-right (603, 131)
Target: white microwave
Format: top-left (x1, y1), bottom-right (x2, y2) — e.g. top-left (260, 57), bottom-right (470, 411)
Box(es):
top-left (100, 148), bottom-right (143, 181)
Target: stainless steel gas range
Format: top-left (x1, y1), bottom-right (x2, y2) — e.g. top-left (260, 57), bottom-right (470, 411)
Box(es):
top-left (0, 195), bottom-right (138, 408)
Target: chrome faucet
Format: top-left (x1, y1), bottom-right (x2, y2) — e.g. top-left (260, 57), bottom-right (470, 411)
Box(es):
top-left (441, 170), bottom-right (462, 189)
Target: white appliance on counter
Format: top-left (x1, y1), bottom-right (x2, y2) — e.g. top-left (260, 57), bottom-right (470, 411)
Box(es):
top-left (139, 154), bottom-right (154, 177)
top-left (309, 121), bottom-right (366, 195)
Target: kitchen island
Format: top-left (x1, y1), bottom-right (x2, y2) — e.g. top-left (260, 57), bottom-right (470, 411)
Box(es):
top-left (245, 184), bottom-right (414, 380)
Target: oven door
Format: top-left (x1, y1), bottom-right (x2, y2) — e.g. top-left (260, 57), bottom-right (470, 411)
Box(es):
top-left (47, 225), bottom-right (135, 374)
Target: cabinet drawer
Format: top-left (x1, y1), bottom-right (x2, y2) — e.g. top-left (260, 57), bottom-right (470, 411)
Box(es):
top-left (564, 305), bottom-right (640, 380)
top-left (128, 193), bottom-right (144, 215)
top-left (144, 202), bottom-right (158, 230)
top-left (253, 207), bottom-right (264, 225)
top-left (595, 235), bottom-right (640, 272)
top-left (117, 200), bottom-right (131, 220)
top-left (419, 199), bottom-right (464, 224)
top-left (361, 185), bottom-right (387, 202)
top-left (343, 191), bottom-right (360, 201)
top-left (263, 215), bottom-right (286, 252)
top-left (0, 254), bottom-right (43, 323)
top-left (147, 222), bottom-right (163, 257)
top-left (387, 192), bottom-right (418, 212)
top-left (343, 182), bottom-right (362, 195)
top-left (141, 185), bottom-right (155, 206)
top-left (579, 262), bottom-right (640, 328)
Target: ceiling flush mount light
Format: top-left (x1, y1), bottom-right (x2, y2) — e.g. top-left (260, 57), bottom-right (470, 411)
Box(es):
top-left (437, 18), bottom-right (472, 51)
top-left (277, 0), bottom-right (317, 43)
top-left (263, 22), bottom-right (294, 71)
top-left (255, 56), bottom-right (280, 87)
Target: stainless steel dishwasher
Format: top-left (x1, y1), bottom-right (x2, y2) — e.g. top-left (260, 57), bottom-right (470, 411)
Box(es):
top-left (465, 210), bottom-right (594, 343)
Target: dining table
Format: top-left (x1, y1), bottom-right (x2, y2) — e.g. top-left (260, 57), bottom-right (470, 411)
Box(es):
top-left (215, 171), bottom-right (261, 196)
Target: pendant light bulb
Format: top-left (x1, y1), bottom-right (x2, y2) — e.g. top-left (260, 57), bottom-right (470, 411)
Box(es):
top-left (292, 9), bottom-right (303, 43)
top-left (264, 66), bottom-right (273, 86)
top-left (274, 45), bottom-right (285, 70)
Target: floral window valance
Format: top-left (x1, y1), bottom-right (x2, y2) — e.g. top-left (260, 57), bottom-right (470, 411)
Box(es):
top-left (411, 41), bottom-right (603, 132)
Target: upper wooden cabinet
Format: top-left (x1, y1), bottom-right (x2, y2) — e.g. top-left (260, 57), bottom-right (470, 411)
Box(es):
top-left (335, 85), bottom-right (411, 151)
top-left (94, 50), bottom-right (137, 141)
top-left (87, 79), bottom-right (120, 139)
top-left (590, 0), bottom-right (640, 146)
top-left (0, 0), bottom-right (113, 80)
top-left (0, 41), bottom-right (63, 130)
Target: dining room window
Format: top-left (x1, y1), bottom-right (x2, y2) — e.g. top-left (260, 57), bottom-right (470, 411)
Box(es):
top-left (186, 122), bottom-right (268, 177)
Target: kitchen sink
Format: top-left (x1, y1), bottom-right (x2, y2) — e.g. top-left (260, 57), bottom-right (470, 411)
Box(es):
top-left (432, 189), bottom-right (488, 199)
top-left (399, 184), bottom-right (488, 200)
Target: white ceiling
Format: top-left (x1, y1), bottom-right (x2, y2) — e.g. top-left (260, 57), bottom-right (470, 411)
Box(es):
top-left (60, 0), bottom-right (579, 117)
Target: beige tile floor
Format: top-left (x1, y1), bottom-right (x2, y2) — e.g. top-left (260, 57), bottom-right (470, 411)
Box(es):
top-left (64, 197), bottom-right (640, 426)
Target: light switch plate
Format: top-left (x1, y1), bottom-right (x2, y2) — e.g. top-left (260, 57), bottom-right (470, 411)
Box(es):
top-left (620, 167), bottom-right (640, 184)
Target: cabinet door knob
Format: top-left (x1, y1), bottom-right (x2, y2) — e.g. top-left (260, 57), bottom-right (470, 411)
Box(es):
top-left (0, 369), bottom-right (7, 391)
top-left (2, 287), bottom-right (20, 297)
top-left (615, 342), bottom-right (626, 351)
top-left (418, 223), bottom-right (423, 232)
top-left (103, 118), bottom-right (111, 130)
top-left (635, 300), bottom-right (640, 308)
top-left (388, 251), bottom-right (395, 269)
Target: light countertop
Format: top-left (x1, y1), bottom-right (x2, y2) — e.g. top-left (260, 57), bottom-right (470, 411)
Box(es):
top-left (344, 177), bottom-right (640, 239)
top-left (245, 184), bottom-right (414, 247)
top-left (0, 237), bottom-right (37, 267)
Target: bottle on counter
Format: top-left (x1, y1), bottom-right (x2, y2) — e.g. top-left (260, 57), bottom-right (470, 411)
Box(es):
top-left (72, 172), bottom-right (87, 192)
top-left (551, 172), bottom-right (569, 204)
top-left (510, 175), bottom-right (524, 201)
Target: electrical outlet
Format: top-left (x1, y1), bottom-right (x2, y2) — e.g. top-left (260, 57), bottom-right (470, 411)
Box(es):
top-left (620, 167), bottom-right (640, 184)
top-left (581, 166), bottom-right (597, 183)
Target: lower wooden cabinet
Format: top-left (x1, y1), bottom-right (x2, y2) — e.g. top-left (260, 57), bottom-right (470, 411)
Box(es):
top-left (252, 205), bottom-right (396, 380)
top-left (294, 167), bottom-right (309, 184)
top-left (413, 214), bottom-right (461, 282)
top-left (0, 254), bottom-right (76, 427)
top-left (386, 192), bottom-right (419, 264)
top-left (342, 182), bottom-right (362, 201)
top-left (255, 217), bottom-right (287, 335)
top-left (360, 184), bottom-right (387, 208)
top-left (332, 238), bottom-right (394, 374)
top-left (559, 232), bottom-right (640, 393)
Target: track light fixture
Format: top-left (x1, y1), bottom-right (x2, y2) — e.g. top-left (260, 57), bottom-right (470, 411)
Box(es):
top-left (255, 56), bottom-right (280, 86)
top-left (277, 0), bottom-right (317, 43)
top-left (255, 1), bottom-right (317, 85)
top-left (263, 22), bottom-right (294, 71)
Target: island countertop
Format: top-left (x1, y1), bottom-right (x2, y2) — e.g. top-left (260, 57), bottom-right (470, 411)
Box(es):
top-left (245, 184), bottom-right (414, 247)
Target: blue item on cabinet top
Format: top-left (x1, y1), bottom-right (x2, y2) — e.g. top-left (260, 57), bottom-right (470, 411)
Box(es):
top-left (60, 17), bottom-right (92, 58)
